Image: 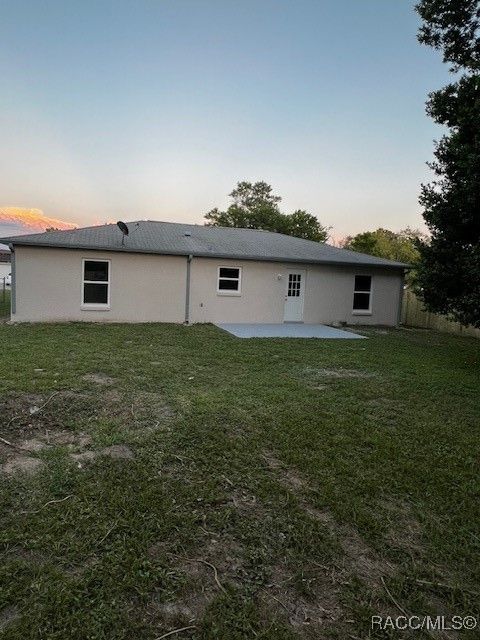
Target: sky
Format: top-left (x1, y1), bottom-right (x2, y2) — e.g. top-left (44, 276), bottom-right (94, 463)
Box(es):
top-left (0, 0), bottom-right (450, 245)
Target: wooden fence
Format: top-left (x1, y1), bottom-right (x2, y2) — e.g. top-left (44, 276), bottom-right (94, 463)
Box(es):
top-left (401, 289), bottom-right (480, 338)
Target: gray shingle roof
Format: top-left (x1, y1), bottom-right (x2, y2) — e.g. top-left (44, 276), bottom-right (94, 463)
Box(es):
top-left (0, 220), bottom-right (407, 269)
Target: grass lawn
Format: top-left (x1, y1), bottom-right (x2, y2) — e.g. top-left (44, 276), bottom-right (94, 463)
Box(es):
top-left (0, 323), bottom-right (479, 639)
top-left (0, 289), bottom-right (10, 318)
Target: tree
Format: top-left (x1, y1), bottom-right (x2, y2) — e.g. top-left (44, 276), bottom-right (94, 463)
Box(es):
top-left (283, 210), bottom-right (329, 242)
top-left (205, 181), bottom-right (328, 242)
top-left (342, 228), bottom-right (424, 264)
top-left (415, 0), bottom-right (480, 327)
top-left (342, 228), bottom-right (425, 283)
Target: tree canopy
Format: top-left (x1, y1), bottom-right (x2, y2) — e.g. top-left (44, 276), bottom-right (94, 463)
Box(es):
top-left (204, 181), bottom-right (329, 242)
top-left (414, 0), bottom-right (480, 327)
top-left (342, 228), bottom-right (424, 265)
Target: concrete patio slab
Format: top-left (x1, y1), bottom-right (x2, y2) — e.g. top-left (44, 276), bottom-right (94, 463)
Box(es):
top-left (216, 323), bottom-right (366, 339)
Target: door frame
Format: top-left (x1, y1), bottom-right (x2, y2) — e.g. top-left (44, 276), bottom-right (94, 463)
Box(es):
top-left (283, 269), bottom-right (306, 322)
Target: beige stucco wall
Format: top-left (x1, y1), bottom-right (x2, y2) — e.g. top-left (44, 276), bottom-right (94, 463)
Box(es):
top-left (303, 264), bottom-right (403, 326)
top-left (11, 247), bottom-right (403, 325)
top-left (189, 258), bottom-right (285, 323)
top-left (12, 246), bottom-right (186, 323)
top-left (189, 257), bottom-right (402, 325)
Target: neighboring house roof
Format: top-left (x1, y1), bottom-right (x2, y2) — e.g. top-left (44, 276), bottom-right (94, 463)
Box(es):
top-left (0, 221), bottom-right (407, 269)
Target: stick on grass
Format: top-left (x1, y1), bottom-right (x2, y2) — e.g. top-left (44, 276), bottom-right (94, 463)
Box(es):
top-left (154, 626), bottom-right (196, 640)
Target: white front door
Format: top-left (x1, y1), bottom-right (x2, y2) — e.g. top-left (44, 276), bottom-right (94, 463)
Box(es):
top-left (283, 270), bottom-right (306, 322)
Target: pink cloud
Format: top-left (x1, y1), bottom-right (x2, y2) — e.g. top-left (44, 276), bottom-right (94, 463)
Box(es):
top-left (0, 207), bottom-right (78, 233)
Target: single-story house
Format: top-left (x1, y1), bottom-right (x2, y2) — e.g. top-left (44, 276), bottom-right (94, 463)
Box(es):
top-left (0, 249), bottom-right (12, 284)
top-left (0, 221), bottom-right (407, 325)
top-left (0, 250), bottom-right (11, 283)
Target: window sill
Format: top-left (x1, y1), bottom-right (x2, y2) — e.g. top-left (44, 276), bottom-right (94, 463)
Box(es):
top-left (81, 305), bottom-right (111, 311)
top-left (216, 291), bottom-right (242, 297)
top-left (352, 310), bottom-right (372, 316)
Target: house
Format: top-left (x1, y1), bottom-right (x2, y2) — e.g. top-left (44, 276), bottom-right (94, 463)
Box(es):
top-left (0, 250), bottom-right (11, 284)
top-left (0, 221), bottom-right (407, 325)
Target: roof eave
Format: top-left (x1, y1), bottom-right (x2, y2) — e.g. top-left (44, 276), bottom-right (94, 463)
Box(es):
top-left (3, 239), bottom-right (408, 270)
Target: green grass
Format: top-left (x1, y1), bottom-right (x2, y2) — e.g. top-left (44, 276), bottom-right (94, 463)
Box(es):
top-left (0, 323), bottom-right (479, 639)
top-left (0, 289), bottom-right (10, 318)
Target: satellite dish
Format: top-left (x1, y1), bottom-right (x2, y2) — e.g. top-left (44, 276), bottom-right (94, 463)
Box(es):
top-left (117, 221), bottom-right (129, 236)
top-left (117, 221), bottom-right (129, 246)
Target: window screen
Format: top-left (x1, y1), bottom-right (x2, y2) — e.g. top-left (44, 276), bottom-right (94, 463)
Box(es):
top-left (218, 267), bottom-right (241, 292)
top-left (353, 275), bottom-right (372, 311)
top-left (84, 261), bottom-right (109, 282)
top-left (83, 260), bottom-right (109, 306)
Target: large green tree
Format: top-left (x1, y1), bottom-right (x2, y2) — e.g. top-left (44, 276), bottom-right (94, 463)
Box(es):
top-left (204, 181), bottom-right (329, 242)
top-left (342, 228), bottom-right (425, 284)
top-left (342, 228), bottom-right (423, 264)
top-left (415, 0), bottom-right (480, 327)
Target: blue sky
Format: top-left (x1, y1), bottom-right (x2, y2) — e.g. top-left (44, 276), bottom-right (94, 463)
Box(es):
top-left (0, 0), bottom-right (449, 240)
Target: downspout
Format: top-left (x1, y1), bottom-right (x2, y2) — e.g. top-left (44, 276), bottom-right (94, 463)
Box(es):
top-left (184, 254), bottom-right (193, 324)
top-left (9, 244), bottom-right (15, 316)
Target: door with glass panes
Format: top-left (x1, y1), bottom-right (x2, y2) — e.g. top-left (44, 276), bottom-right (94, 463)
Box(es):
top-left (283, 270), bottom-right (305, 322)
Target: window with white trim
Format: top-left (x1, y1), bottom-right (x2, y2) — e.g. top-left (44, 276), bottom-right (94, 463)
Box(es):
top-left (217, 266), bottom-right (241, 294)
top-left (82, 260), bottom-right (110, 307)
top-left (353, 275), bottom-right (372, 312)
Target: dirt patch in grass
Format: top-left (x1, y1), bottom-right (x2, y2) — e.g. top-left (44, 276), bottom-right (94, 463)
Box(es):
top-left (82, 372), bottom-right (116, 385)
top-left (1, 388), bottom-right (173, 448)
top-left (172, 537), bottom-right (244, 591)
top-left (293, 367), bottom-right (378, 391)
top-left (64, 556), bottom-right (99, 578)
top-left (229, 487), bottom-right (265, 516)
top-left (338, 527), bottom-right (395, 589)
top-left (259, 560), bottom-right (344, 637)
top-left (101, 444), bottom-right (134, 460)
top-left (149, 597), bottom-right (201, 625)
top-left (380, 498), bottom-right (425, 560)
top-left (4, 547), bottom-right (46, 564)
top-left (19, 438), bottom-right (46, 452)
top-left (0, 605), bottom-right (19, 632)
top-left (0, 391), bottom-right (97, 439)
top-left (301, 367), bottom-right (377, 380)
top-left (20, 431), bottom-right (93, 451)
top-left (143, 538), bottom-right (244, 631)
top-left (70, 450), bottom-right (97, 467)
top-left (0, 395), bottom-right (98, 475)
top-left (70, 444), bottom-right (134, 467)
top-left (0, 430), bottom-right (92, 458)
top-left (173, 477), bottom-right (346, 637)
top-left (264, 452), bottom-right (395, 590)
top-left (129, 391), bottom-right (176, 428)
top-left (1, 455), bottom-right (44, 475)
top-left (0, 389), bottom-right (136, 472)
top-left (263, 452), bottom-right (306, 492)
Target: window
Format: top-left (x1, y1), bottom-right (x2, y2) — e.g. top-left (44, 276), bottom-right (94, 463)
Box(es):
top-left (82, 259), bottom-right (110, 308)
top-left (287, 273), bottom-right (301, 297)
top-left (353, 275), bottom-right (372, 312)
top-left (217, 266), bottom-right (241, 294)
